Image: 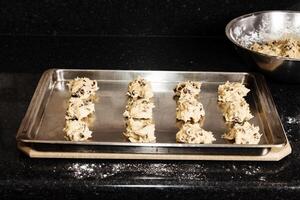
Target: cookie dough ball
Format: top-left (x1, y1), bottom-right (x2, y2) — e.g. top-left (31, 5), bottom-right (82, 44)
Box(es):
top-left (218, 81), bottom-right (250, 103)
top-left (176, 123), bottom-right (215, 144)
top-left (223, 122), bottom-right (261, 144)
top-left (64, 120), bottom-right (92, 141)
top-left (176, 98), bottom-right (205, 123)
top-left (123, 118), bottom-right (156, 142)
top-left (68, 77), bottom-right (99, 99)
top-left (220, 99), bottom-right (253, 123)
top-left (66, 98), bottom-right (95, 120)
top-left (124, 131), bottom-right (156, 143)
top-left (174, 81), bottom-right (201, 98)
top-left (123, 99), bottom-right (155, 119)
top-left (125, 127), bottom-right (156, 141)
top-left (127, 76), bottom-right (154, 99)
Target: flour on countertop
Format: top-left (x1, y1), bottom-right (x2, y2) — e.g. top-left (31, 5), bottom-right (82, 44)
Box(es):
top-left (286, 116), bottom-right (300, 124)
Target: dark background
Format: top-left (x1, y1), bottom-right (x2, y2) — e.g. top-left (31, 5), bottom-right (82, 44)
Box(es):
top-left (1, 1), bottom-right (300, 199)
top-left (2, 0), bottom-right (300, 73)
top-left (1, 0), bottom-right (300, 36)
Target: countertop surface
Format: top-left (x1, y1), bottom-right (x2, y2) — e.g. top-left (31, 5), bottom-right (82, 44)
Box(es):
top-left (1, 36), bottom-right (300, 199)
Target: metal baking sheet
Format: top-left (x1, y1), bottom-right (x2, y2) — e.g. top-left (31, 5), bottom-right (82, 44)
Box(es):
top-left (16, 69), bottom-right (288, 156)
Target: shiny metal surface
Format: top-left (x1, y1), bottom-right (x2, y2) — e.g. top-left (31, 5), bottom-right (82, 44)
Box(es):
top-left (16, 69), bottom-right (287, 155)
top-left (226, 10), bottom-right (300, 83)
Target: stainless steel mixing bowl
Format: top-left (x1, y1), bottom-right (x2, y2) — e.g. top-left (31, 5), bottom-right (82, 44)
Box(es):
top-left (226, 10), bottom-right (300, 83)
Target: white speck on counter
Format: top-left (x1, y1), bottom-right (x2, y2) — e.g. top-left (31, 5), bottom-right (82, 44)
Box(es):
top-left (67, 163), bottom-right (125, 180)
top-left (67, 163), bottom-right (96, 179)
top-left (242, 166), bottom-right (261, 176)
top-left (286, 116), bottom-right (300, 124)
top-left (259, 176), bottom-right (266, 182)
top-left (232, 164), bottom-right (237, 171)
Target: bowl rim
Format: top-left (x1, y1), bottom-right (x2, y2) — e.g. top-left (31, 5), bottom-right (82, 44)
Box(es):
top-left (225, 10), bottom-right (300, 61)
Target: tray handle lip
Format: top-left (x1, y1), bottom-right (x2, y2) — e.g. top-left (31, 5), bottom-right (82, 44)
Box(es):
top-left (251, 72), bottom-right (288, 146)
top-left (16, 68), bottom-right (57, 141)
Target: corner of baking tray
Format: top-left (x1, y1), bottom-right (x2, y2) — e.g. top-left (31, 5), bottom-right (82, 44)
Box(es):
top-left (253, 73), bottom-right (289, 147)
top-left (16, 68), bottom-right (55, 142)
